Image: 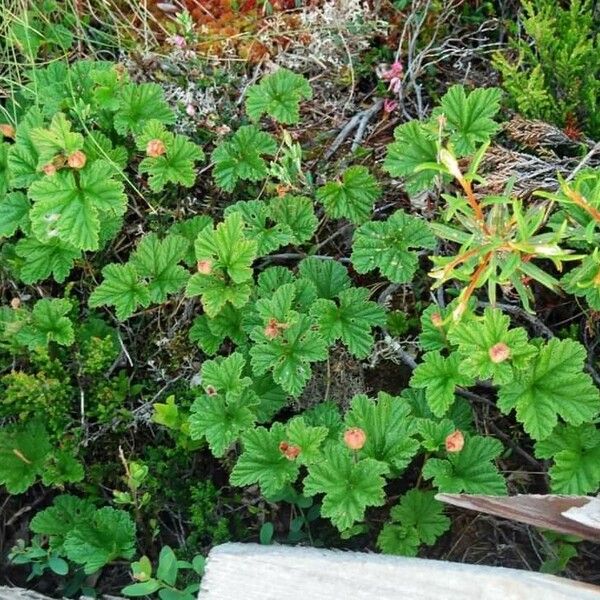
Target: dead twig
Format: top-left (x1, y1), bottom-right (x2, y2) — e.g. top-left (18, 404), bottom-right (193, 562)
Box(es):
top-left (323, 100), bottom-right (383, 160)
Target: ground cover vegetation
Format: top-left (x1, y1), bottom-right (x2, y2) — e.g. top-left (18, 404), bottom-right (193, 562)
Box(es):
top-left (1, 0), bottom-right (600, 596)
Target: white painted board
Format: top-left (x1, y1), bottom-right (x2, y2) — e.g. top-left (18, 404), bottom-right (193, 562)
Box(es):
top-left (198, 543), bottom-right (600, 600)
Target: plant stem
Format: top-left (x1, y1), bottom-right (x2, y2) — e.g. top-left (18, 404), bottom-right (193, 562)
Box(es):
top-left (459, 177), bottom-right (486, 226)
top-left (564, 187), bottom-right (600, 223)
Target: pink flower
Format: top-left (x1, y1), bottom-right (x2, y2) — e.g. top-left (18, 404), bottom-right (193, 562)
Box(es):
top-left (168, 35), bottom-right (186, 48)
top-left (381, 61), bottom-right (403, 94)
top-left (382, 61), bottom-right (403, 81)
top-left (186, 103), bottom-right (196, 117)
top-left (383, 99), bottom-right (398, 113)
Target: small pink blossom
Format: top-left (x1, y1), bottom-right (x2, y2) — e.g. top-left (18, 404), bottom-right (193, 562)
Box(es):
top-left (381, 61), bottom-right (403, 94)
top-left (168, 35), bottom-right (186, 48)
top-left (382, 61), bottom-right (403, 81)
top-left (383, 99), bottom-right (398, 114)
top-left (186, 103), bottom-right (196, 117)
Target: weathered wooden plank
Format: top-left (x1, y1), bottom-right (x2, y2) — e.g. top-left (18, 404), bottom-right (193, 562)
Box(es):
top-left (198, 543), bottom-right (600, 600)
top-left (436, 494), bottom-right (600, 542)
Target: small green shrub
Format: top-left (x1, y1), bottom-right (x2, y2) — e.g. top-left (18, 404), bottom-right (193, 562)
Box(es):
top-left (493, 0), bottom-right (600, 137)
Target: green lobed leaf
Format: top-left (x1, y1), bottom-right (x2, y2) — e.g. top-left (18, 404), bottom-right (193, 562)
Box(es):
top-left (245, 68), bottom-right (312, 124)
top-left (377, 524), bottom-right (420, 556)
top-left (303, 446), bottom-right (388, 531)
top-left (0, 192), bottom-right (29, 237)
top-left (389, 489), bottom-right (450, 545)
top-left (410, 352), bottom-right (475, 417)
top-left (311, 287), bottom-right (385, 358)
top-left (224, 199), bottom-right (293, 255)
top-left (535, 424), bottom-right (600, 494)
top-left (139, 133), bottom-right (204, 192)
top-left (497, 338), bottom-right (600, 441)
top-left (297, 257), bottom-right (350, 300)
top-left (423, 435), bottom-right (506, 494)
top-left (114, 83), bottom-right (174, 135)
top-left (351, 210), bottom-right (435, 283)
top-left (345, 393), bottom-right (420, 472)
top-left (316, 166), bottom-right (380, 225)
top-left (211, 125), bottom-right (277, 191)
top-left (189, 390), bottom-right (257, 457)
top-left (434, 85), bottom-right (502, 155)
top-left (383, 121), bottom-right (438, 195)
top-left (448, 307), bottom-right (537, 385)
top-left (29, 160), bottom-right (126, 251)
top-left (285, 417), bottom-right (328, 465)
top-left (130, 233), bottom-right (189, 303)
top-left (250, 314), bottom-right (328, 396)
top-left (22, 298), bottom-right (75, 348)
top-left (30, 495), bottom-right (96, 548)
top-left (200, 352), bottom-right (252, 396)
top-left (15, 237), bottom-right (80, 284)
top-left (230, 423), bottom-right (301, 497)
top-left (63, 507), bottom-right (136, 574)
top-left (268, 195), bottom-right (317, 245)
top-left (0, 421), bottom-right (51, 494)
top-left (89, 263), bottom-right (151, 320)
top-left (194, 212), bottom-right (258, 284)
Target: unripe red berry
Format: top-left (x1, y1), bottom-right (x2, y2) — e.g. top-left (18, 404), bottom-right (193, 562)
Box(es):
top-left (344, 427), bottom-right (367, 451)
top-left (67, 150), bottom-right (87, 169)
top-left (146, 139), bottom-right (166, 158)
top-left (445, 430), bottom-right (464, 453)
top-left (489, 342), bottom-right (511, 364)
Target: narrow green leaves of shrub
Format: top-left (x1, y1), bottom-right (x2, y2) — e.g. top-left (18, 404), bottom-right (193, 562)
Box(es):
top-left (316, 166), bottom-right (380, 224)
top-left (351, 210), bottom-right (435, 283)
top-left (561, 251), bottom-right (600, 310)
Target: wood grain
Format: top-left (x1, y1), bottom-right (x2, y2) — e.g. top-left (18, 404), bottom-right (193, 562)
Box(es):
top-left (436, 494), bottom-right (600, 542)
top-left (198, 543), bottom-right (600, 599)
